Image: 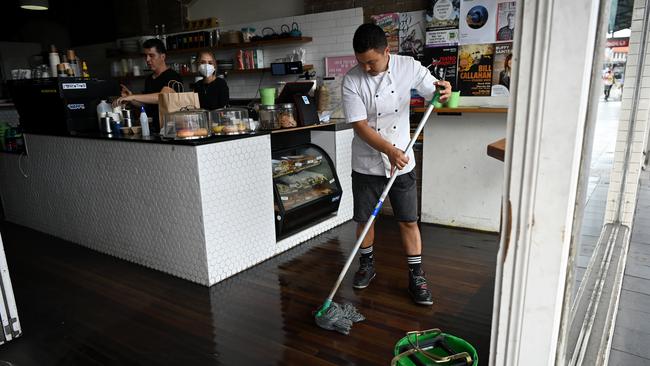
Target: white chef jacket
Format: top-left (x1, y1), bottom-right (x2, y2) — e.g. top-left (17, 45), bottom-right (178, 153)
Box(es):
top-left (342, 54), bottom-right (438, 177)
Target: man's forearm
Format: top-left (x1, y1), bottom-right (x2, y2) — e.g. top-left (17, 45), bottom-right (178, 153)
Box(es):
top-left (129, 93), bottom-right (161, 105)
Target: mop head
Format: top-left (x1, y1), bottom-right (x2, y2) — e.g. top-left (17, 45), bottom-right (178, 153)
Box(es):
top-left (314, 301), bottom-right (365, 335)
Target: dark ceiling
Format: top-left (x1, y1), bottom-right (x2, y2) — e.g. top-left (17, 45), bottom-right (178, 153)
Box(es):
top-left (0, 0), bottom-right (117, 48)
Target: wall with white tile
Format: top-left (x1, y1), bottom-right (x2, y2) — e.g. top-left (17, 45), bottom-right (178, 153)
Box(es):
top-left (604, 0), bottom-right (650, 226)
top-left (167, 8), bottom-right (364, 100)
top-left (196, 135), bottom-right (278, 284)
top-left (0, 135), bottom-right (211, 284)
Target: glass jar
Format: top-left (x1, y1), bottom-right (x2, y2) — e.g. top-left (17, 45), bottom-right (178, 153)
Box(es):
top-left (259, 105), bottom-right (279, 130)
top-left (162, 108), bottom-right (210, 139)
top-left (277, 103), bottom-right (298, 128)
top-left (241, 27), bottom-right (256, 42)
top-left (210, 107), bottom-right (250, 135)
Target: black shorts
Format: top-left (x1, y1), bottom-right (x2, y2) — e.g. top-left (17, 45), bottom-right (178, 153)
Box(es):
top-left (352, 170), bottom-right (418, 223)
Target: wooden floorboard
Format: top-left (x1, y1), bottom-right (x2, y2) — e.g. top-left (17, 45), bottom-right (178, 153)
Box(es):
top-left (0, 218), bottom-right (498, 365)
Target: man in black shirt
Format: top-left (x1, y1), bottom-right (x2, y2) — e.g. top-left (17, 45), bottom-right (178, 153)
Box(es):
top-left (113, 38), bottom-right (182, 133)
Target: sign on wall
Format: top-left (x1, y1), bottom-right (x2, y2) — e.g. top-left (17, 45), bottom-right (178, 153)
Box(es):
top-left (325, 55), bottom-right (358, 77)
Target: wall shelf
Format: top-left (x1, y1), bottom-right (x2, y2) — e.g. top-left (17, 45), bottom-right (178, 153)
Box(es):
top-left (112, 64), bottom-right (314, 81)
top-left (166, 37), bottom-right (313, 55)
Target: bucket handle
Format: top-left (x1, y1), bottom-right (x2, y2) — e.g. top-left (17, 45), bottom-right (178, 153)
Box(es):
top-left (390, 329), bottom-right (473, 366)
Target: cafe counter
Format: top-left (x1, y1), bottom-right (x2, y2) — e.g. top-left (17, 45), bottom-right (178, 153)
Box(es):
top-left (0, 124), bottom-right (353, 286)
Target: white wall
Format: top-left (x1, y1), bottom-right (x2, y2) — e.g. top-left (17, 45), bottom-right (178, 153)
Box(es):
top-left (166, 7), bottom-right (363, 99)
top-left (188, 0), bottom-right (304, 27)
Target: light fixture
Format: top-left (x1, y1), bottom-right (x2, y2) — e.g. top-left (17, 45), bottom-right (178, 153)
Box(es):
top-left (19, 0), bottom-right (48, 11)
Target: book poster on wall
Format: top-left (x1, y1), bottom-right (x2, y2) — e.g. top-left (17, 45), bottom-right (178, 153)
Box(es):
top-left (491, 42), bottom-right (512, 96)
top-left (426, 0), bottom-right (460, 28)
top-left (423, 46), bottom-right (459, 90)
top-left (372, 13), bottom-right (400, 53)
top-left (399, 11), bottom-right (427, 59)
top-left (459, 0), bottom-right (497, 45)
top-left (457, 43), bottom-right (494, 96)
top-left (496, 1), bottom-right (516, 42)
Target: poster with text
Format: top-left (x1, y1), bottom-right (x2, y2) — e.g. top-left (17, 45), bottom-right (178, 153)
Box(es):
top-left (496, 1), bottom-right (516, 42)
top-left (491, 42), bottom-right (512, 96)
top-left (423, 46), bottom-right (459, 90)
top-left (325, 55), bottom-right (358, 77)
top-left (459, 0), bottom-right (497, 45)
top-left (457, 43), bottom-right (494, 96)
top-left (426, 0), bottom-right (461, 29)
top-left (372, 13), bottom-right (400, 53)
top-left (399, 11), bottom-right (427, 59)
top-left (425, 28), bottom-right (460, 46)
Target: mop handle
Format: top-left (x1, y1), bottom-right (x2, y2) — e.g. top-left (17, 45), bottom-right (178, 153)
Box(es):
top-left (326, 102), bottom-right (437, 302)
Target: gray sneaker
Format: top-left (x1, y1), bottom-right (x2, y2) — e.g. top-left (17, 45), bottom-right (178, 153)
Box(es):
top-left (353, 256), bottom-right (376, 289)
top-left (408, 269), bottom-right (433, 306)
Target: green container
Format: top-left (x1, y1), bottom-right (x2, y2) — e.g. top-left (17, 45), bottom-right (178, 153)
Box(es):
top-left (260, 87), bottom-right (276, 106)
top-left (446, 91), bottom-right (461, 108)
top-left (392, 329), bottom-right (478, 366)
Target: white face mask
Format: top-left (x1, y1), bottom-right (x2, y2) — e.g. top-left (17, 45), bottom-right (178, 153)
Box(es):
top-left (199, 63), bottom-right (215, 77)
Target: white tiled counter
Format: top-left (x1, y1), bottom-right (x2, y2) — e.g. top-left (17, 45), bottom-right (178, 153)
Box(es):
top-left (0, 130), bottom-right (352, 286)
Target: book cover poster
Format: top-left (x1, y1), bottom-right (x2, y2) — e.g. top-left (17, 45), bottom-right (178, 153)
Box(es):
top-left (457, 43), bottom-right (494, 96)
top-left (491, 42), bottom-right (512, 96)
top-left (423, 46), bottom-right (459, 90)
top-left (425, 28), bottom-right (460, 46)
top-left (496, 2), bottom-right (516, 42)
top-left (372, 13), bottom-right (400, 53)
top-left (399, 11), bottom-right (427, 59)
top-left (459, 0), bottom-right (497, 45)
top-left (426, 0), bottom-right (460, 29)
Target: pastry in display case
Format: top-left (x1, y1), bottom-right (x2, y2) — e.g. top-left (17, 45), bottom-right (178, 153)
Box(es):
top-left (272, 143), bottom-right (342, 238)
top-left (210, 107), bottom-right (251, 135)
top-left (161, 108), bottom-right (210, 139)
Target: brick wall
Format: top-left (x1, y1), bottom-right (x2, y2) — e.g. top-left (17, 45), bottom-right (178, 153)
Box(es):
top-left (304, 0), bottom-right (428, 22)
top-left (604, 0), bottom-right (650, 226)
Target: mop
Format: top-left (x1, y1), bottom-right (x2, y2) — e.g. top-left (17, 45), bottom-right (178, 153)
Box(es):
top-left (314, 91), bottom-right (442, 335)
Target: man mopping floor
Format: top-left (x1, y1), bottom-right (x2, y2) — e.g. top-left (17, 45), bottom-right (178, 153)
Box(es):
top-left (314, 23), bottom-right (451, 334)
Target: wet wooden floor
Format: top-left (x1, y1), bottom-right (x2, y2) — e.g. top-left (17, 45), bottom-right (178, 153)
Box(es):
top-left (0, 218), bottom-right (498, 365)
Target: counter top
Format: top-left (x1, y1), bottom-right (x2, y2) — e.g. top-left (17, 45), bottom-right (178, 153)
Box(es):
top-left (43, 120), bottom-right (352, 145)
top-left (411, 106), bottom-right (508, 114)
top-left (270, 119), bottom-right (352, 134)
top-left (65, 130), bottom-right (270, 145)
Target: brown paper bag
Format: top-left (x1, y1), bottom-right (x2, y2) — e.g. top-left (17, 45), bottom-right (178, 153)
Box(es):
top-left (157, 80), bottom-right (201, 129)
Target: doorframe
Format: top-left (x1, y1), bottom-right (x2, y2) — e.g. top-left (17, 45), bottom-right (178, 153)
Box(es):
top-left (489, 0), bottom-right (605, 364)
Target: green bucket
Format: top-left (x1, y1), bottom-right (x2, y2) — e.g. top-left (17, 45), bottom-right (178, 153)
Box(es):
top-left (391, 329), bottom-right (478, 366)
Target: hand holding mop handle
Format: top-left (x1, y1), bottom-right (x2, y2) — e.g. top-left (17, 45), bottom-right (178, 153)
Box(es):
top-left (320, 91), bottom-right (441, 310)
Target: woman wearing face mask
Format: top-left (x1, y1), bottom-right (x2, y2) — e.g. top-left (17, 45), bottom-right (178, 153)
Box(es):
top-left (193, 51), bottom-right (229, 110)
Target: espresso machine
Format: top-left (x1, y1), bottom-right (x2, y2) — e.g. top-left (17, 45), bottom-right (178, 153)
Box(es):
top-left (9, 78), bottom-right (120, 135)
